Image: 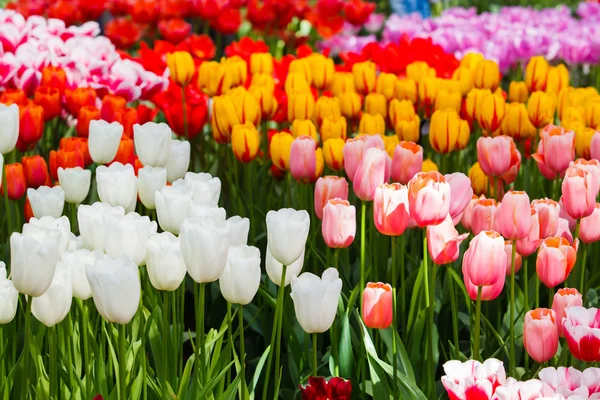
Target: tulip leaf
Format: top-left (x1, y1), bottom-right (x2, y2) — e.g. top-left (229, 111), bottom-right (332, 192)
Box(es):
top-left (378, 329), bottom-right (416, 382)
top-left (176, 354), bottom-right (195, 400)
top-left (250, 344), bottom-right (270, 397)
top-left (129, 367), bottom-right (144, 400)
top-left (406, 266), bottom-right (424, 335)
top-left (221, 373), bottom-right (242, 400)
top-left (338, 311), bottom-right (353, 380)
top-left (196, 360), bottom-right (235, 399)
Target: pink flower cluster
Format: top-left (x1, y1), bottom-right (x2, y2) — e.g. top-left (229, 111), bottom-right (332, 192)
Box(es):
top-left (442, 358), bottom-right (600, 400)
top-left (0, 9), bottom-right (168, 101)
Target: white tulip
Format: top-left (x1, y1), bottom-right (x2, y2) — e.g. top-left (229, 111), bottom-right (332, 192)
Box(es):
top-left (58, 167), bottom-right (91, 204)
top-left (183, 172), bottom-right (221, 205)
top-left (104, 212), bottom-right (157, 266)
top-left (180, 216), bottom-right (229, 283)
top-left (187, 204), bottom-right (227, 222)
top-left (88, 120), bottom-right (123, 164)
top-left (10, 227), bottom-right (60, 297)
top-left (27, 186), bottom-right (65, 218)
top-left (60, 249), bottom-right (102, 300)
top-left (96, 162), bottom-right (137, 211)
top-left (166, 140), bottom-right (190, 183)
top-left (265, 245), bottom-right (304, 287)
top-left (219, 245), bottom-right (261, 305)
top-left (226, 216), bottom-right (250, 246)
top-left (86, 255), bottom-right (141, 324)
top-left (290, 268), bottom-right (342, 333)
top-left (155, 184), bottom-right (192, 235)
top-left (67, 233), bottom-right (83, 251)
top-left (133, 122), bottom-right (172, 167)
top-left (31, 263), bottom-right (72, 327)
top-left (266, 208), bottom-right (310, 266)
top-left (0, 103), bottom-right (19, 154)
top-left (138, 166), bottom-right (167, 210)
top-left (78, 202), bottom-right (125, 251)
top-left (146, 232), bottom-right (187, 291)
top-left (0, 262), bottom-right (18, 324)
top-left (24, 216), bottom-right (71, 256)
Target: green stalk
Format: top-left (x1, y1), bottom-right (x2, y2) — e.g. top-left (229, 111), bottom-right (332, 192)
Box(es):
top-left (427, 262), bottom-right (437, 397)
top-left (391, 236), bottom-right (398, 399)
top-left (198, 284), bottom-right (206, 389)
top-left (473, 286), bottom-right (483, 360)
top-left (449, 271), bottom-right (460, 359)
top-left (535, 276), bottom-right (540, 309)
top-left (118, 323), bottom-right (127, 400)
top-left (360, 201), bottom-right (366, 304)
top-left (580, 244), bottom-right (588, 296)
top-left (49, 327), bottom-right (57, 400)
top-left (239, 305), bottom-right (247, 400)
top-left (273, 266), bottom-right (287, 399)
top-left (523, 258), bottom-right (529, 313)
top-left (509, 241), bottom-right (517, 376)
top-left (226, 302), bottom-right (233, 386)
top-left (22, 296), bottom-right (32, 398)
top-left (312, 333), bottom-right (318, 377)
top-left (331, 248), bottom-right (340, 376)
top-left (399, 234), bottom-right (406, 339)
top-left (423, 229), bottom-right (430, 308)
top-left (82, 301), bottom-right (91, 396)
top-left (162, 292), bottom-right (169, 397)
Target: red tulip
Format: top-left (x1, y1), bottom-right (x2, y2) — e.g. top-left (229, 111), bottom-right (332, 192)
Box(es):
top-left (105, 17), bottom-right (143, 50)
top-left (314, 176), bottom-right (349, 220)
top-left (362, 282), bottom-right (392, 329)
top-left (344, 0), bottom-right (375, 26)
top-left (21, 155), bottom-right (51, 189)
top-left (17, 101), bottom-right (44, 152)
top-left (563, 306), bottom-right (600, 362)
top-left (2, 163), bottom-right (27, 200)
top-left (101, 95), bottom-right (127, 124)
top-left (158, 18), bottom-right (192, 44)
top-left (299, 377), bottom-right (352, 400)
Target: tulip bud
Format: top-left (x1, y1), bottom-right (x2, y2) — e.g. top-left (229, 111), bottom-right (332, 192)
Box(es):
top-left (137, 166), bottom-right (167, 210)
top-left (331, 72), bottom-right (355, 96)
top-left (314, 176), bottom-right (348, 220)
top-left (462, 230), bottom-right (506, 287)
top-left (495, 191), bottom-right (532, 240)
top-left (96, 162), bottom-right (137, 212)
top-left (465, 88), bottom-right (491, 123)
top-left (322, 199), bottom-right (355, 248)
top-left (104, 212), bottom-right (157, 266)
top-left (212, 95), bottom-right (240, 144)
top-left (146, 232), bottom-right (187, 291)
top-left (451, 67), bottom-right (474, 96)
top-left (528, 91), bottom-right (556, 129)
top-left (561, 167), bottom-right (598, 220)
top-left (314, 97), bottom-right (341, 127)
top-left (249, 85), bottom-right (278, 119)
top-left (27, 186), bottom-right (65, 219)
top-left (307, 54), bottom-right (335, 90)
top-left (500, 102), bottom-right (536, 141)
top-left (407, 61), bottom-right (436, 82)
top-left (78, 202), bottom-right (125, 251)
top-left (321, 116), bottom-right (347, 142)
top-left (0, 263), bottom-right (18, 324)
top-left (353, 147), bottom-right (387, 201)
top-left (508, 81), bottom-right (529, 103)
top-left (430, 109), bottom-right (470, 154)
top-left (198, 61), bottom-right (232, 96)
top-left (374, 183), bottom-right (410, 236)
top-left (88, 120), bottom-right (123, 164)
top-left (18, 102), bottom-right (44, 151)
top-left (391, 142), bottom-right (423, 184)
top-left (266, 208), bottom-right (310, 266)
top-left (362, 282), bottom-right (392, 329)
top-left (87, 255), bottom-right (141, 324)
top-left (445, 172), bottom-right (473, 224)
top-left (291, 119), bottom-right (318, 141)
top-left (365, 93), bottom-right (387, 118)
top-left (34, 86), bottom-right (61, 121)
top-left (375, 72), bottom-right (398, 101)
top-left (523, 308), bottom-right (559, 363)
top-left (358, 113), bottom-right (385, 136)
top-left (291, 268), bottom-right (342, 333)
top-left (166, 140), bottom-right (190, 183)
top-left (338, 92), bottom-right (362, 120)
top-left (427, 215), bottom-right (469, 265)
top-left (61, 249), bottom-right (99, 300)
top-left (285, 73), bottom-right (310, 95)
top-left (31, 264), bottom-right (72, 327)
top-left (290, 136), bottom-right (318, 183)
top-left (3, 163), bottom-right (26, 200)
top-left (21, 155), bottom-right (50, 189)
top-left (536, 237), bottom-right (577, 288)
top-left (395, 79), bottom-right (417, 103)
top-left (101, 95), bottom-right (126, 124)
top-left (0, 104), bottom-right (19, 154)
top-left (477, 136), bottom-right (517, 178)
top-left (477, 92), bottom-right (506, 134)
top-left (516, 208), bottom-right (541, 257)
top-left (133, 122), bottom-right (172, 167)
top-left (550, 288), bottom-right (582, 337)
top-left (154, 184), bottom-right (192, 235)
top-left (219, 245), bottom-right (261, 305)
top-left (231, 122), bottom-right (260, 163)
top-left (473, 60), bottom-right (500, 91)
top-left (270, 132), bottom-right (294, 171)
top-left (418, 77), bottom-right (439, 115)
top-left (525, 56), bottom-right (549, 92)
top-left (352, 61), bottom-right (376, 94)
top-left (250, 53), bottom-right (274, 75)
top-left (224, 215), bottom-right (249, 247)
top-left (408, 171), bottom-right (451, 227)
top-left (180, 216), bottom-right (230, 283)
top-left (228, 87), bottom-right (261, 126)
top-left (435, 89), bottom-right (461, 113)
top-left (394, 115), bottom-right (420, 143)
top-left (288, 92), bottom-right (315, 122)
top-left (222, 56), bottom-right (248, 88)
top-left (58, 167), bottom-right (91, 206)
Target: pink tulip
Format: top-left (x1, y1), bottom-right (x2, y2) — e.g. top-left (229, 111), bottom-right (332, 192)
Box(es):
top-left (322, 199), bottom-right (356, 248)
top-left (555, 217), bottom-right (574, 245)
top-left (558, 198), bottom-right (576, 232)
top-left (563, 306), bottom-right (600, 362)
top-left (362, 282), bottom-right (393, 329)
top-left (314, 176), bottom-right (349, 220)
top-left (464, 264), bottom-right (506, 301)
top-left (535, 124), bottom-right (575, 176)
top-left (363, 134), bottom-right (385, 152)
top-left (504, 241), bottom-right (522, 276)
top-left (373, 183), bottom-right (410, 236)
top-left (536, 237), bottom-right (577, 288)
top-left (290, 136), bottom-right (317, 183)
top-left (531, 198), bottom-right (560, 239)
top-left (516, 208), bottom-right (541, 257)
top-left (538, 366), bottom-right (588, 398)
top-left (407, 171), bottom-right (451, 227)
top-left (495, 191), bottom-right (532, 240)
top-left (551, 288), bottom-right (582, 337)
top-left (441, 359), bottom-right (506, 400)
top-left (353, 147), bottom-right (387, 201)
top-left (343, 136), bottom-right (366, 181)
top-left (460, 195), bottom-right (480, 232)
top-left (391, 141), bottom-right (423, 184)
top-left (477, 136), bottom-right (514, 178)
top-left (427, 215), bottom-right (469, 265)
top-left (523, 308), bottom-right (559, 363)
top-left (561, 166), bottom-right (598, 220)
top-left (445, 172), bottom-right (474, 225)
top-left (591, 132), bottom-right (600, 161)
top-left (462, 230), bottom-right (507, 287)
top-left (491, 377), bottom-right (555, 399)
top-left (532, 139), bottom-right (559, 180)
top-left (583, 367), bottom-right (600, 395)
top-left (580, 203), bottom-right (600, 244)
top-left (471, 198), bottom-right (498, 235)
top-left (570, 158), bottom-right (600, 194)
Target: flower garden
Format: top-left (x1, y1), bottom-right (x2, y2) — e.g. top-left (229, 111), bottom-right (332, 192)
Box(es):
top-left (1, 0), bottom-right (600, 399)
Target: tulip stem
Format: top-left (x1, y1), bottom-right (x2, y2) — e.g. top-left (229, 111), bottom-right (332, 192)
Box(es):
top-left (332, 248), bottom-right (340, 376)
top-left (509, 240), bottom-right (517, 376)
top-left (82, 300), bottom-right (91, 396)
top-left (118, 323), bottom-right (126, 400)
top-left (427, 262), bottom-right (437, 397)
top-left (49, 326), bottom-right (57, 400)
top-left (22, 296), bottom-right (31, 398)
top-left (194, 283), bottom-right (206, 391)
top-left (399, 234), bottom-right (405, 339)
top-left (580, 244), bottom-right (588, 298)
top-left (391, 236), bottom-right (398, 399)
top-left (449, 271), bottom-right (460, 359)
top-left (312, 333), bottom-right (318, 377)
top-left (226, 302), bottom-right (234, 386)
top-left (473, 286), bottom-right (483, 361)
top-left (523, 258), bottom-right (529, 313)
top-left (360, 201), bottom-right (366, 307)
top-left (239, 305), bottom-right (247, 400)
top-left (423, 229), bottom-right (430, 308)
top-left (162, 292), bottom-right (169, 397)
top-left (273, 266), bottom-right (287, 399)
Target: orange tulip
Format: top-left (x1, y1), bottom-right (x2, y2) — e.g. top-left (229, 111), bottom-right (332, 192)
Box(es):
top-left (0, 88), bottom-right (27, 106)
top-left (111, 139), bottom-right (136, 166)
top-left (65, 87), bottom-right (97, 116)
top-left (34, 86), bottom-right (61, 121)
top-left (76, 106), bottom-right (101, 138)
top-left (362, 282), bottom-right (393, 329)
top-left (21, 155), bottom-right (51, 189)
top-left (101, 94), bottom-right (127, 123)
top-left (2, 163), bottom-right (26, 200)
top-left (49, 150), bottom-right (85, 181)
top-left (60, 137), bottom-right (92, 167)
top-left (18, 102), bottom-right (44, 152)
top-left (40, 65), bottom-right (67, 92)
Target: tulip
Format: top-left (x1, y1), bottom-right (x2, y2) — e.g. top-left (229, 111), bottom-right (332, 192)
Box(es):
top-left (395, 79), bottom-right (417, 103)
top-left (538, 366), bottom-right (588, 398)
top-left (166, 51), bottom-right (194, 86)
top-left (331, 72), bottom-right (355, 96)
top-left (249, 86), bottom-right (278, 120)
top-left (17, 102), bottom-right (44, 152)
top-left (166, 140), bottom-right (190, 183)
top-left (477, 136), bottom-right (515, 178)
top-left (523, 308), bottom-right (559, 363)
top-left (321, 116), bottom-right (347, 142)
top-left (225, 216), bottom-right (250, 246)
top-left (89, 120), bottom-right (123, 164)
top-left (531, 199), bottom-right (560, 239)
top-left (352, 61), bottom-right (376, 94)
top-left (266, 208), bottom-right (310, 267)
top-left (591, 132), bottom-right (600, 161)
top-left (427, 215), bottom-right (469, 265)
top-left (180, 216), bottom-right (230, 283)
top-left (50, 150), bottom-right (85, 181)
top-left (228, 87), bottom-right (261, 126)
top-left (445, 173), bottom-right (473, 224)
top-left (362, 282), bottom-right (392, 329)
top-left (422, 159), bottom-right (438, 174)
top-left (78, 202), bottom-right (125, 251)
top-left (198, 62), bottom-right (232, 97)
top-left (285, 74), bottom-right (310, 95)
top-left (323, 138), bottom-right (345, 171)
top-left (20, 155), bottom-right (48, 189)
top-left (552, 288), bottom-right (582, 337)
top-left (358, 113), bottom-right (385, 136)
top-left (477, 93), bottom-right (505, 134)
top-left (570, 159), bottom-right (600, 191)
top-left (34, 86), bottom-right (60, 121)
top-left (10, 227), bottom-right (61, 297)
top-left (495, 191), bottom-right (532, 240)
top-left (0, 103), bottom-right (19, 154)
top-left (463, 230), bottom-right (506, 287)
top-left (322, 199), bottom-right (356, 249)
top-left (465, 88), bottom-right (491, 123)
top-left (460, 195), bottom-right (479, 232)
top-left (212, 95), bottom-right (240, 143)
top-left (27, 186), bottom-right (65, 219)
top-left (343, 136), bottom-right (366, 182)
top-left (434, 89), bottom-right (461, 112)
top-left (308, 54), bottom-right (335, 91)
top-left (250, 53), bottom-right (274, 75)
top-left (183, 172), bottom-right (221, 206)
top-left (60, 249), bottom-right (98, 300)
top-left (353, 147), bottom-right (387, 202)
top-left (508, 81), bottom-right (529, 103)
top-left (313, 97), bottom-right (341, 127)
top-left (463, 260), bottom-right (506, 302)
top-left (40, 65), bottom-right (66, 91)
top-left (504, 241), bottom-right (522, 276)
top-left (65, 88), bottom-right (97, 117)
top-left (471, 198), bottom-right (499, 235)
top-left (291, 119), bottom-right (317, 141)
top-left (219, 245), bottom-right (261, 305)
top-left (288, 92), bottom-right (315, 122)
top-left (270, 132), bottom-right (294, 171)
top-left (290, 136), bottom-right (318, 183)
top-left (136, 166), bottom-right (166, 210)
top-left (408, 171), bottom-right (451, 227)
top-left (563, 306), bottom-right (600, 362)
top-left (365, 93), bottom-right (387, 118)
top-left (86, 255), bottom-right (141, 324)
top-left (300, 377), bottom-right (353, 399)
top-left (536, 237), bottom-right (577, 288)
top-left (528, 91), bottom-right (556, 129)
top-left (407, 61), bottom-right (436, 82)
top-left (468, 162), bottom-right (490, 197)
top-left (473, 59), bottom-right (500, 91)
top-left (373, 183), bottom-right (410, 236)
top-left (375, 72), bottom-right (398, 101)
top-left (391, 142), bottom-right (423, 185)
top-left (155, 184), bottom-right (192, 235)
top-left (389, 99), bottom-right (415, 126)
top-left (525, 56), bottom-right (549, 92)
top-left (96, 162), bottom-right (137, 212)
top-left (561, 167), bottom-right (598, 220)
top-left (441, 359), bottom-right (507, 400)
top-left (0, 263), bottom-right (18, 324)
top-left (314, 176), bottom-right (349, 220)
top-left (500, 102), bottom-right (536, 141)
top-left (338, 92), bottom-right (362, 120)
top-left (146, 232), bottom-right (187, 291)
top-left (105, 212), bottom-right (157, 266)
top-left (133, 122), bottom-right (172, 168)
top-left (532, 125), bottom-right (575, 177)
top-left (265, 243), bottom-right (304, 286)
top-left (418, 77), bottom-right (438, 115)
top-left (290, 268), bottom-right (342, 334)
top-left (579, 204), bottom-right (600, 244)
top-left (187, 205), bottom-right (227, 222)
top-left (31, 264), bottom-right (72, 327)
top-left (429, 109), bottom-right (470, 154)
top-left (516, 208), bottom-right (542, 257)
top-left (24, 216), bottom-right (71, 257)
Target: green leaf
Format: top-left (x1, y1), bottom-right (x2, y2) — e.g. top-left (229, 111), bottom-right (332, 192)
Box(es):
top-left (196, 360), bottom-right (235, 399)
top-left (378, 329), bottom-right (415, 382)
top-left (177, 354), bottom-right (195, 400)
top-left (250, 345), bottom-right (270, 398)
top-left (338, 311), bottom-right (353, 380)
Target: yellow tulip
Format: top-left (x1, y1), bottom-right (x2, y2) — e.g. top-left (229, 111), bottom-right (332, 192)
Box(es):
top-left (166, 51), bottom-right (195, 87)
top-left (395, 78), bottom-right (417, 103)
top-left (574, 125), bottom-right (596, 159)
top-left (285, 73), bottom-right (311, 95)
top-left (451, 67), bottom-right (474, 96)
top-left (389, 99), bottom-right (416, 126)
top-left (211, 95), bottom-right (240, 143)
top-left (546, 65), bottom-right (569, 94)
top-left (478, 93), bottom-right (506, 133)
top-left (508, 81), bottom-right (529, 103)
top-left (429, 109), bottom-right (470, 153)
top-left (468, 162), bottom-right (490, 196)
top-left (465, 88), bottom-right (492, 123)
top-left (394, 114), bottom-right (420, 142)
top-left (198, 61), bottom-right (232, 96)
top-left (315, 147), bottom-right (324, 179)
top-left (500, 102), bottom-right (536, 141)
top-left (473, 59), bottom-right (500, 91)
top-left (251, 73), bottom-right (276, 92)
top-left (418, 77), bottom-right (439, 114)
top-left (338, 92), bottom-right (362, 120)
top-left (435, 89), bottom-right (461, 113)
top-left (422, 159), bottom-right (439, 172)
top-left (562, 106), bottom-right (586, 125)
top-left (289, 58), bottom-right (313, 86)
top-left (222, 55), bottom-right (248, 87)
top-left (231, 122), bottom-right (260, 163)
top-left (227, 87), bottom-right (261, 126)
top-left (352, 61), bottom-right (377, 94)
top-left (375, 73), bottom-right (398, 101)
top-left (288, 92), bottom-right (315, 122)
top-left (359, 113), bottom-right (385, 135)
top-left (406, 61), bottom-right (436, 82)
top-left (321, 116), bottom-right (347, 142)
top-left (250, 53), bottom-right (274, 76)
top-left (460, 53), bottom-right (485, 72)
top-left (291, 119), bottom-right (318, 141)
top-left (314, 97), bottom-right (341, 126)
top-left (584, 98), bottom-right (600, 128)
top-left (365, 93), bottom-right (387, 118)
top-left (525, 56), bottom-right (549, 92)
top-left (383, 135), bottom-right (399, 158)
top-left (248, 85), bottom-right (278, 119)
top-left (323, 138), bottom-right (345, 170)
top-left (306, 54), bottom-right (335, 90)
top-left (270, 132), bottom-right (294, 170)
top-left (331, 72), bottom-right (355, 96)
top-left (527, 91), bottom-right (556, 128)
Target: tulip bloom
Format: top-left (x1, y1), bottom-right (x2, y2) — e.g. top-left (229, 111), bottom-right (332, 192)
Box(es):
top-left (89, 120), bottom-right (123, 164)
top-left (323, 138), bottom-right (345, 171)
top-left (552, 288), bottom-right (582, 337)
top-left (536, 237), bottom-right (577, 288)
top-left (288, 92), bottom-right (315, 122)
top-left (441, 359), bottom-right (506, 400)
top-left (300, 377), bottom-right (352, 400)
top-left (531, 199), bottom-right (560, 239)
top-left (34, 86), bottom-right (60, 121)
top-left (137, 167), bottom-right (167, 210)
top-left (22, 155), bottom-right (50, 189)
top-left (212, 95), bottom-right (240, 143)
top-left (445, 172), bottom-right (473, 224)
top-left (508, 81), bottom-right (529, 103)
top-left (516, 208), bottom-right (542, 257)
top-left (76, 106), bottom-right (101, 138)
top-left (96, 162), bottom-right (137, 212)
top-left (532, 125), bottom-right (575, 177)
top-left (500, 102), bottom-right (536, 141)
top-left (477, 136), bottom-right (515, 178)
top-left (391, 142), bottom-right (423, 185)
top-left (78, 202), bottom-right (126, 251)
top-left (362, 282), bottom-right (392, 329)
top-left (579, 204), bottom-right (600, 244)
top-left (343, 136), bottom-right (367, 182)
top-left (463, 230), bottom-right (507, 288)
top-left (133, 122), bottom-right (172, 168)
top-left (291, 119), bottom-right (317, 141)
top-left (473, 59), bottom-right (500, 91)
top-left (471, 198), bottom-right (500, 235)
top-left (429, 109), bottom-right (470, 154)
top-left (427, 215), bottom-right (469, 265)
top-left (561, 167), bottom-right (598, 220)
top-left (353, 147), bottom-right (387, 201)
top-left (313, 97), bottom-right (341, 127)
top-left (266, 246), bottom-right (305, 287)
top-left (528, 91), bottom-right (556, 129)
top-left (232, 122), bottom-right (261, 163)
top-left (495, 191), bottom-right (532, 240)
top-left (408, 171), bottom-right (451, 227)
top-left (166, 140), bottom-right (190, 183)
top-left (0, 104), bottom-right (19, 155)
top-left (270, 132), bottom-right (294, 171)
top-left (477, 92), bottom-right (505, 133)
top-left (266, 208), bottom-right (310, 266)
top-left (219, 245), bottom-right (262, 305)
top-left (373, 183), bottom-right (410, 236)
top-left (61, 250), bottom-right (98, 300)
top-left (155, 185), bottom-right (192, 235)
top-left (352, 61), bottom-right (376, 94)
top-left (322, 199), bottom-right (356, 248)
top-left (523, 308), bottom-right (559, 363)
top-left (0, 264), bottom-right (18, 324)
top-left (563, 306), bottom-right (600, 362)
top-left (314, 176), bottom-right (349, 220)
top-left (290, 136), bottom-right (318, 183)
top-left (3, 163), bottom-right (27, 200)
top-left (291, 268), bottom-right (342, 333)
top-left (31, 265), bottom-right (72, 327)
top-left (166, 51), bottom-right (194, 86)
top-left (27, 186), bottom-right (65, 219)
top-left (18, 102), bottom-right (44, 152)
